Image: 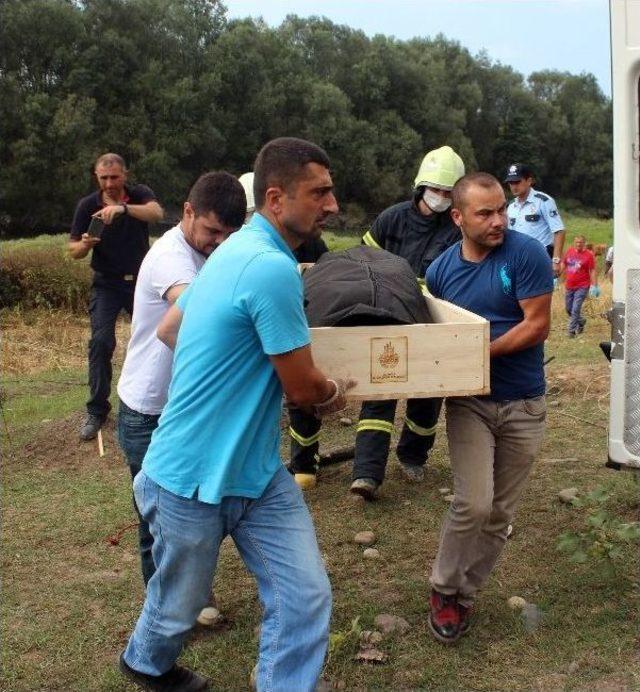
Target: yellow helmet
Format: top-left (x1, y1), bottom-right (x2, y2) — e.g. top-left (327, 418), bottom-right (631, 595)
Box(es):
top-left (414, 146), bottom-right (465, 191)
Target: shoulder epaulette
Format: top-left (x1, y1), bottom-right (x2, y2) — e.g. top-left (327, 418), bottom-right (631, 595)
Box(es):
top-left (534, 192), bottom-right (549, 201)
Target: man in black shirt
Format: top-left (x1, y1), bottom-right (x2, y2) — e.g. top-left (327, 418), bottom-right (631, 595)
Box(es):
top-left (69, 153), bottom-right (163, 440)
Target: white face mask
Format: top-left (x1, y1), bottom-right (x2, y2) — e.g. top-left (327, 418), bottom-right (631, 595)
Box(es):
top-left (422, 188), bottom-right (451, 213)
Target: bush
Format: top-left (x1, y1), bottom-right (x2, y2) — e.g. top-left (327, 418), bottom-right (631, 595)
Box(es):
top-left (1, 242), bottom-right (91, 312)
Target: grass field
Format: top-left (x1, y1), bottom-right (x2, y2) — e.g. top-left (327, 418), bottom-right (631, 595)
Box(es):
top-left (3, 222), bottom-right (638, 692)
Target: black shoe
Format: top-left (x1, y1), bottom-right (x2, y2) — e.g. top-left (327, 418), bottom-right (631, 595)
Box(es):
top-left (119, 654), bottom-right (209, 691)
top-left (79, 414), bottom-right (104, 441)
top-left (577, 317), bottom-right (586, 334)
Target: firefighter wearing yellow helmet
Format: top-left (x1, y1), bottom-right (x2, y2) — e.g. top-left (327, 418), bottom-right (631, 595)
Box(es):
top-left (292, 146), bottom-right (466, 497)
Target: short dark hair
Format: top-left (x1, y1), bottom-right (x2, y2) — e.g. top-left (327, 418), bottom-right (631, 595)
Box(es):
top-left (253, 137), bottom-right (331, 208)
top-left (187, 172), bottom-right (247, 228)
top-left (452, 172), bottom-right (502, 211)
top-left (95, 152), bottom-right (126, 171)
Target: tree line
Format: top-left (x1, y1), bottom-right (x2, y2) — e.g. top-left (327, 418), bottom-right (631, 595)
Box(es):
top-left (0, 0), bottom-right (612, 237)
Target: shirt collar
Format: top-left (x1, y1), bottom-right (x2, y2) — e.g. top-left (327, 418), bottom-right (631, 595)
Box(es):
top-left (512, 187), bottom-right (536, 208)
top-left (97, 185), bottom-right (130, 207)
top-left (246, 212), bottom-right (297, 262)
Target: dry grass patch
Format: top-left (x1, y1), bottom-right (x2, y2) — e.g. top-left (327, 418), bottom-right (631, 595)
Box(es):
top-left (1, 308), bottom-right (130, 376)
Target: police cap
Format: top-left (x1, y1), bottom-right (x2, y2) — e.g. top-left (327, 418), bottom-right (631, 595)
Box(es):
top-left (503, 163), bottom-right (533, 183)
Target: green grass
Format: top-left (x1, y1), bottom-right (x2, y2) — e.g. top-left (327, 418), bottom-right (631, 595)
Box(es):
top-left (2, 370), bottom-right (87, 445)
top-left (2, 233), bottom-right (73, 253)
top-left (2, 209), bottom-right (612, 257)
top-left (562, 212), bottom-right (612, 247)
top-left (2, 218), bottom-right (637, 691)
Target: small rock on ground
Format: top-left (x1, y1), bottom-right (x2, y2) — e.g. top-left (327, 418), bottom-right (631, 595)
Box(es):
top-left (355, 648), bottom-right (387, 664)
top-left (558, 487), bottom-right (579, 503)
top-left (360, 630), bottom-right (384, 647)
top-left (354, 530), bottom-right (376, 546)
top-left (507, 596), bottom-right (527, 610)
top-left (438, 487), bottom-right (450, 495)
top-left (567, 661), bottom-right (580, 674)
top-left (363, 548), bottom-right (380, 559)
top-left (374, 613), bottom-right (410, 635)
top-left (444, 494), bottom-right (455, 502)
top-left (339, 417), bottom-right (353, 426)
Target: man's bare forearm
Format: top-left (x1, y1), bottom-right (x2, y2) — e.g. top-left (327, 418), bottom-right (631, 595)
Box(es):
top-left (127, 201), bottom-right (163, 223)
top-left (553, 230), bottom-right (566, 259)
top-left (489, 319), bottom-right (549, 358)
top-left (68, 239), bottom-right (94, 259)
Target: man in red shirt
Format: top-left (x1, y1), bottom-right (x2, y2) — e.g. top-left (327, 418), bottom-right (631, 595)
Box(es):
top-left (561, 235), bottom-right (598, 337)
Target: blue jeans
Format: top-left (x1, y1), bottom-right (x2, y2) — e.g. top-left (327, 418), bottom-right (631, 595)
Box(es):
top-left (565, 286), bottom-right (588, 334)
top-left (117, 399), bottom-right (160, 586)
top-left (123, 466), bottom-right (331, 691)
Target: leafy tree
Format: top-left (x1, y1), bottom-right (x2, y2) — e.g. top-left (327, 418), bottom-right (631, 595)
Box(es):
top-left (0, 4), bottom-right (613, 236)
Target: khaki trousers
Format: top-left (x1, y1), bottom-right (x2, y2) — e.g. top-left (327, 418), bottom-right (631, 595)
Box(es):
top-left (430, 395), bottom-right (546, 605)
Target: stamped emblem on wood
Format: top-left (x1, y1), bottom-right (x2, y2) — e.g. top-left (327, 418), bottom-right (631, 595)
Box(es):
top-left (370, 337), bottom-right (408, 383)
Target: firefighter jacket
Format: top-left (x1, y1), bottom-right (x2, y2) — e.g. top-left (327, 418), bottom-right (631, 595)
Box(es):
top-left (362, 199), bottom-right (461, 279)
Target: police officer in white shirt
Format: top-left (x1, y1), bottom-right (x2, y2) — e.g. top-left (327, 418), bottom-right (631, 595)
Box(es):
top-left (505, 163), bottom-right (565, 276)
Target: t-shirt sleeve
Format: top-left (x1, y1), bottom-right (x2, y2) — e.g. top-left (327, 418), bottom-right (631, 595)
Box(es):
top-left (237, 253), bottom-right (310, 356)
top-left (515, 241), bottom-right (554, 300)
top-left (130, 184), bottom-right (157, 204)
top-left (70, 198), bottom-right (92, 240)
top-left (541, 197), bottom-right (564, 233)
top-left (150, 250), bottom-right (197, 300)
top-left (425, 256), bottom-right (443, 298)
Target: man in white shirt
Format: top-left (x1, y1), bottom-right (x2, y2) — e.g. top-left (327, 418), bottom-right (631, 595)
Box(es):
top-left (116, 172), bottom-right (246, 598)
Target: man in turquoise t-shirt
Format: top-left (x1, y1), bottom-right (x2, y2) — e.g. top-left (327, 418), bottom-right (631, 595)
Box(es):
top-left (120, 138), bottom-right (354, 692)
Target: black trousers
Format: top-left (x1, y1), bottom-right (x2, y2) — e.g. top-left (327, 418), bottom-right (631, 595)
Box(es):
top-left (289, 397), bottom-right (442, 484)
top-left (86, 276), bottom-right (134, 418)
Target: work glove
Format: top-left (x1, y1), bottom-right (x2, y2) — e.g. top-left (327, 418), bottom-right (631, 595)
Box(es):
top-left (313, 377), bottom-right (357, 419)
top-left (589, 285), bottom-right (601, 298)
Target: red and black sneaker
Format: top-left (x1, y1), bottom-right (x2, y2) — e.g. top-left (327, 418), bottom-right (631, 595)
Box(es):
top-left (428, 590), bottom-right (461, 644)
top-left (458, 602), bottom-right (473, 636)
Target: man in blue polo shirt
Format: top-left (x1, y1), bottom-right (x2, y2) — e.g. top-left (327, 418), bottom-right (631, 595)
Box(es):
top-left (425, 172), bottom-right (553, 644)
top-left (119, 138), bottom-right (353, 692)
top-left (504, 162), bottom-right (565, 275)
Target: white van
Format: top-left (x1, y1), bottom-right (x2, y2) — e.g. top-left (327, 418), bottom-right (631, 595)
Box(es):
top-left (607, 0), bottom-right (640, 470)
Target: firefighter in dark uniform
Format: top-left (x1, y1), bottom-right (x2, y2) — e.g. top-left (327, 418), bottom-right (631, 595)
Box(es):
top-left (350, 146), bottom-right (465, 498)
top-left (289, 146), bottom-right (465, 498)
top-left (69, 153), bottom-right (163, 441)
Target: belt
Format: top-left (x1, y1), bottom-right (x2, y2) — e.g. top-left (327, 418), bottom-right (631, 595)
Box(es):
top-left (94, 271), bottom-right (136, 282)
